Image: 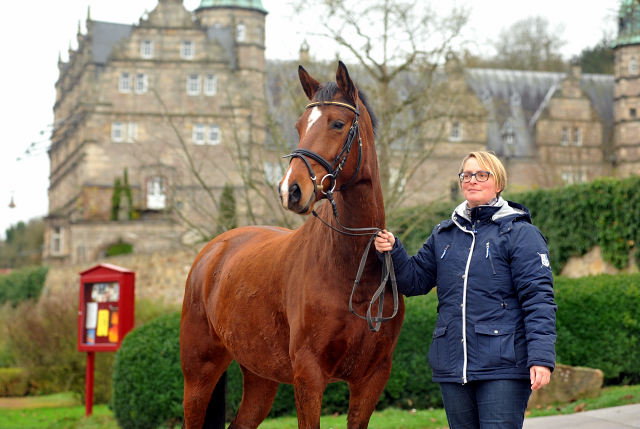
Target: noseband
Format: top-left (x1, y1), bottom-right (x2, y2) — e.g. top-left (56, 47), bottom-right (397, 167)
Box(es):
top-left (283, 100), bottom-right (399, 333)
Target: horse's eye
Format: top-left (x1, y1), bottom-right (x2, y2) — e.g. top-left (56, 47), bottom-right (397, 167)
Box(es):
top-left (332, 121), bottom-right (346, 130)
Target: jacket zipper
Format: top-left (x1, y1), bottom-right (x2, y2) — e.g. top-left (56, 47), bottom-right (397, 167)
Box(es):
top-left (486, 242), bottom-right (496, 275)
top-left (452, 215), bottom-right (474, 385)
top-left (441, 244), bottom-right (450, 259)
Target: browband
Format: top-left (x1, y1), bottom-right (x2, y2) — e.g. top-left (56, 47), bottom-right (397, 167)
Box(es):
top-left (306, 101), bottom-right (358, 114)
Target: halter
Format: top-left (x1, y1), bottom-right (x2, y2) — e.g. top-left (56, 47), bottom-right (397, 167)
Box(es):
top-left (283, 100), bottom-right (399, 332)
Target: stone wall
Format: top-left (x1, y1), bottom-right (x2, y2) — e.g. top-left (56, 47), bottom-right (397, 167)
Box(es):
top-left (43, 245), bottom-right (204, 305)
top-left (559, 246), bottom-right (638, 278)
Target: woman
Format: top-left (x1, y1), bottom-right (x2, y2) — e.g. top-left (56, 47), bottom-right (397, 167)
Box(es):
top-left (375, 150), bottom-right (556, 429)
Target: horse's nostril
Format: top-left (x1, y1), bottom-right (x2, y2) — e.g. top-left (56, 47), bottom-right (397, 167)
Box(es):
top-left (290, 183), bottom-right (302, 204)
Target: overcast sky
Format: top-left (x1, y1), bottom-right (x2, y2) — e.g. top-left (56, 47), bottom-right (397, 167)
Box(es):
top-left (0, 0), bottom-right (619, 238)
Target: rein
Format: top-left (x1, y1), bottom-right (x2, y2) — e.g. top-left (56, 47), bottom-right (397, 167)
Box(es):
top-left (284, 100), bottom-right (399, 332)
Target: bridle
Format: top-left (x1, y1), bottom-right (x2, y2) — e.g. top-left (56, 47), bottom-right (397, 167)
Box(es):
top-left (283, 100), bottom-right (400, 332)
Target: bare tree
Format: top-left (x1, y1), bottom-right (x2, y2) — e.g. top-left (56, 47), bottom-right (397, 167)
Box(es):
top-left (291, 0), bottom-right (471, 213)
top-left (491, 16), bottom-right (567, 72)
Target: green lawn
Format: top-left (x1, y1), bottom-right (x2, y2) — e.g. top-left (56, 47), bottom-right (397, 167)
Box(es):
top-left (0, 384), bottom-right (638, 429)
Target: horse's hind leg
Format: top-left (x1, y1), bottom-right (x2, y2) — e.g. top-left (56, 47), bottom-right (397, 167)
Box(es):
top-left (181, 313), bottom-right (233, 429)
top-left (228, 365), bottom-right (279, 429)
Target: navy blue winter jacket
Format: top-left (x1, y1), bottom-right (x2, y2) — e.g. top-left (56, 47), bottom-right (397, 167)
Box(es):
top-left (387, 198), bottom-right (556, 384)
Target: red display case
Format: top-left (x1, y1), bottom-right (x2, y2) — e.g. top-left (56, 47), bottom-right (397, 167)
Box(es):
top-left (78, 264), bottom-right (135, 352)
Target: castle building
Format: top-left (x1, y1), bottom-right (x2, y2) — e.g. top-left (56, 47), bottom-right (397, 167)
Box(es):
top-left (45, 0), bottom-right (640, 265)
top-left (45, 0), bottom-right (268, 264)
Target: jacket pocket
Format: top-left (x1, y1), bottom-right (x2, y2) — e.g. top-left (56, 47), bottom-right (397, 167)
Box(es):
top-left (428, 326), bottom-right (449, 372)
top-left (474, 324), bottom-right (516, 368)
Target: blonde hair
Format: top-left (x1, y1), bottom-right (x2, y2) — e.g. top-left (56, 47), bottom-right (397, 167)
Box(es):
top-left (459, 150), bottom-right (507, 196)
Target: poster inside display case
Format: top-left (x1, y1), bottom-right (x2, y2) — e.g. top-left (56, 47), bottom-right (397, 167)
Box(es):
top-left (83, 282), bottom-right (120, 345)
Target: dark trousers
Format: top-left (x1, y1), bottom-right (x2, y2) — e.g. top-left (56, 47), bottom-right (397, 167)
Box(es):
top-left (439, 379), bottom-right (532, 429)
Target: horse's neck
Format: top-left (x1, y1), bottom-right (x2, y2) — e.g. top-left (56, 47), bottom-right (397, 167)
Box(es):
top-left (309, 179), bottom-right (385, 267)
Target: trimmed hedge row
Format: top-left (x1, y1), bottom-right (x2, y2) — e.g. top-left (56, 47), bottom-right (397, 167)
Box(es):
top-left (112, 273), bottom-right (640, 426)
top-left (0, 266), bottom-right (49, 306)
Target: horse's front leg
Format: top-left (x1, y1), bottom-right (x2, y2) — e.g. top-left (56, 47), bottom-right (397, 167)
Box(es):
top-left (292, 350), bottom-right (329, 429)
top-left (346, 356), bottom-right (394, 429)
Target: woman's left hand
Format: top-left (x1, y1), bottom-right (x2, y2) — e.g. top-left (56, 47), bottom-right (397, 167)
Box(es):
top-left (530, 365), bottom-right (551, 390)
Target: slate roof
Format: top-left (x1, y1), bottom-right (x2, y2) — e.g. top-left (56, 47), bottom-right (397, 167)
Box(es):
top-left (465, 68), bottom-right (614, 157)
top-left (91, 21), bottom-right (134, 64)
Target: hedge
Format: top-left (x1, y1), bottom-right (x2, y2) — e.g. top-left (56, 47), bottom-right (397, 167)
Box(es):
top-left (112, 273), bottom-right (640, 423)
top-left (554, 273), bottom-right (640, 385)
top-left (0, 266), bottom-right (49, 306)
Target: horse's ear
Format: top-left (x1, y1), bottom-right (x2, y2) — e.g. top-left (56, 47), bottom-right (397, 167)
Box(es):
top-left (336, 61), bottom-right (357, 104)
top-left (298, 65), bottom-right (321, 101)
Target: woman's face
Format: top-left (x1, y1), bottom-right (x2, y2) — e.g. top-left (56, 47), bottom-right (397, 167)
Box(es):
top-left (461, 157), bottom-right (501, 208)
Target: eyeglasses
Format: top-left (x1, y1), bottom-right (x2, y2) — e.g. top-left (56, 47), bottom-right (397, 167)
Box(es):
top-left (459, 171), bottom-right (492, 183)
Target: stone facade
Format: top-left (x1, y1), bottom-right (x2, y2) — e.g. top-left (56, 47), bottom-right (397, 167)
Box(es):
top-left (45, 0), bottom-right (269, 265)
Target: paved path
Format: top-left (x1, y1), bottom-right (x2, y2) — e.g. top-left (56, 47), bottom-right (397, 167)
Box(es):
top-left (524, 403), bottom-right (640, 429)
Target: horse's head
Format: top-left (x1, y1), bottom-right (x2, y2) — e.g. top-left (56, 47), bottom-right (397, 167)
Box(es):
top-left (279, 61), bottom-right (374, 215)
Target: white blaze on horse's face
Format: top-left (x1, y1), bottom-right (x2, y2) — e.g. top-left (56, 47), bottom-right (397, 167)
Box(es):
top-left (306, 107), bottom-right (322, 134)
top-left (280, 166), bottom-right (294, 206)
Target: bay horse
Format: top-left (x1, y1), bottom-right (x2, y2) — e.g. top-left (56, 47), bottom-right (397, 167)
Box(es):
top-left (180, 61), bottom-right (405, 429)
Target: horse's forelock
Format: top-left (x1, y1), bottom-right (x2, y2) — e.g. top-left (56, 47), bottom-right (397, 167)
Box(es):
top-left (313, 82), bottom-right (378, 137)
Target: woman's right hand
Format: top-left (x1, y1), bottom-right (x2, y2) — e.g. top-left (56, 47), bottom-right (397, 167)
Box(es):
top-left (375, 229), bottom-right (396, 253)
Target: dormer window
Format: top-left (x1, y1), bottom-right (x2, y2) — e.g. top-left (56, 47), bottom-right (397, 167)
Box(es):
top-left (141, 40), bottom-right (154, 59)
top-left (630, 57), bottom-right (637, 75)
top-left (181, 41), bottom-right (195, 59)
top-left (236, 23), bottom-right (247, 42)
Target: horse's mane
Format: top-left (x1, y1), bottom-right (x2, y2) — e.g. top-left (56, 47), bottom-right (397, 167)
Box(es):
top-left (314, 82), bottom-right (378, 137)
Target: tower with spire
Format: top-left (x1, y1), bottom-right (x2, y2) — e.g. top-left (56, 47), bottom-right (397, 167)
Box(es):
top-left (612, 0), bottom-right (640, 176)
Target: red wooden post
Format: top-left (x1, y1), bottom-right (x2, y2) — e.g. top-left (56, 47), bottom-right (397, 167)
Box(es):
top-left (85, 351), bottom-right (95, 417)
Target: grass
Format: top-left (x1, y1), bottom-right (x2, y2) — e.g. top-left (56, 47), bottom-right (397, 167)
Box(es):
top-left (0, 384), bottom-right (638, 429)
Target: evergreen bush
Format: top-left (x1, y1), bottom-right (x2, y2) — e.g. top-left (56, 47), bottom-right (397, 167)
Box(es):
top-left (113, 312), bottom-right (184, 429)
top-left (0, 266), bottom-right (49, 306)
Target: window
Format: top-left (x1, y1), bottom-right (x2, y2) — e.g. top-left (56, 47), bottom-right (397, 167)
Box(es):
top-left (573, 127), bottom-right (582, 146)
top-left (181, 41), bottom-right (194, 59)
top-left (390, 168), bottom-right (407, 192)
top-left (236, 23), bottom-right (247, 42)
top-left (193, 124), bottom-right (206, 144)
top-left (561, 169), bottom-right (587, 185)
top-left (208, 125), bottom-right (221, 145)
top-left (134, 73), bottom-right (148, 94)
top-left (119, 72), bottom-right (131, 93)
top-left (630, 57), bottom-right (637, 75)
top-left (147, 177), bottom-right (166, 210)
top-left (112, 122), bottom-right (124, 142)
top-left (204, 74), bottom-right (218, 96)
top-left (141, 40), bottom-right (154, 59)
top-left (257, 26), bottom-right (264, 44)
top-left (504, 120), bottom-right (515, 145)
top-left (50, 226), bottom-right (63, 255)
top-left (561, 127), bottom-right (569, 146)
top-left (449, 122), bottom-right (462, 142)
top-left (126, 122), bottom-right (138, 143)
top-left (187, 74), bottom-right (201, 95)
top-left (631, 108), bottom-right (637, 118)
